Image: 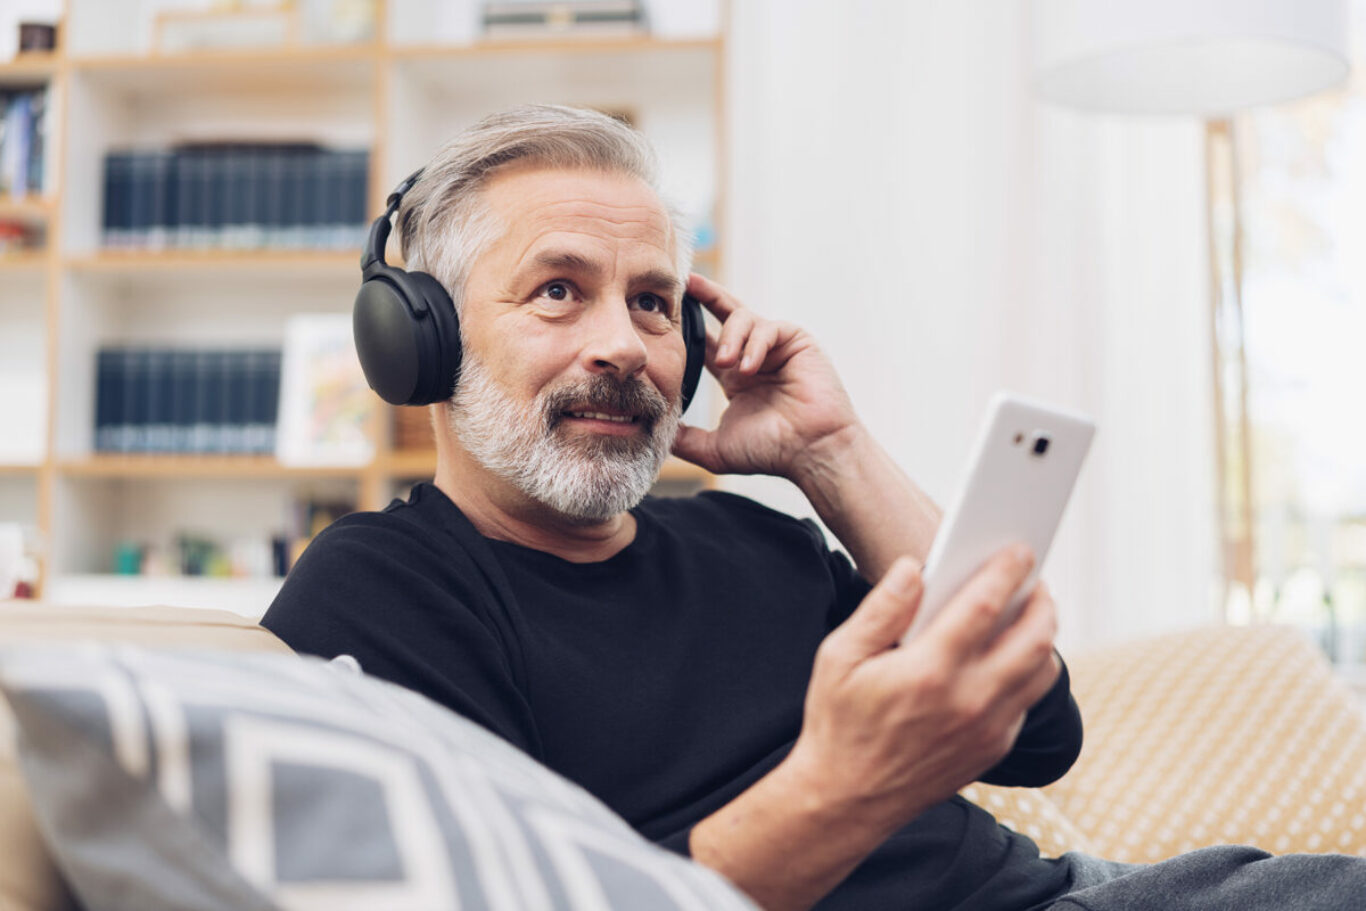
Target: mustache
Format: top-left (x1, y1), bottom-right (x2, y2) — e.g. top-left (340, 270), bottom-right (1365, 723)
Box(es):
top-left (541, 374), bottom-right (669, 427)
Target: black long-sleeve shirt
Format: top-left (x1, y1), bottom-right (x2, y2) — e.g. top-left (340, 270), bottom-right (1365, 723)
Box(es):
top-left (264, 483), bottom-right (1082, 910)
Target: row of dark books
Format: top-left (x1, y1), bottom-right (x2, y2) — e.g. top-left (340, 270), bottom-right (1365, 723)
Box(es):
top-left (0, 87), bottom-right (48, 197)
top-left (95, 347), bottom-right (282, 455)
top-left (101, 144), bottom-right (370, 251)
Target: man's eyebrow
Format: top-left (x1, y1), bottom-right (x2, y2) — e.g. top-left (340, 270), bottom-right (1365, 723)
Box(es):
top-left (527, 250), bottom-right (605, 277)
top-left (634, 269), bottom-right (683, 297)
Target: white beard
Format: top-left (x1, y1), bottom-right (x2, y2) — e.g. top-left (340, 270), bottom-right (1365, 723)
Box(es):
top-left (446, 353), bottom-right (681, 523)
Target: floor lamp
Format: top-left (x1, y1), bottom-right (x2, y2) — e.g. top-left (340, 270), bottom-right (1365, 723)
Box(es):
top-left (1030, 0), bottom-right (1350, 618)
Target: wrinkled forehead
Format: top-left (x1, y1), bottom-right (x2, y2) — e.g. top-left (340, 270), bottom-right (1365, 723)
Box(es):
top-left (481, 165), bottom-right (678, 264)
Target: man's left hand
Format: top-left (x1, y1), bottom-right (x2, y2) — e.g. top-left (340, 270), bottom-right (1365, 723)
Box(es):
top-left (671, 273), bottom-right (861, 480)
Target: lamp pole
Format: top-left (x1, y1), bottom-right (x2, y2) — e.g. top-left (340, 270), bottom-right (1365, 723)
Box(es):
top-left (1204, 119), bottom-right (1258, 617)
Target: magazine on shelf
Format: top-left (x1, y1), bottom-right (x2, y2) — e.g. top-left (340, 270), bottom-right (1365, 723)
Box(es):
top-left (275, 314), bottom-right (376, 467)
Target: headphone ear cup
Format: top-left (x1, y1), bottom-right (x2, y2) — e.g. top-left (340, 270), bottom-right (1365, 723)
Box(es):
top-left (680, 293), bottom-right (706, 415)
top-left (354, 274), bottom-right (425, 406)
top-left (405, 270), bottom-right (462, 405)
top-left (353, 266), bottom-right (461, 406)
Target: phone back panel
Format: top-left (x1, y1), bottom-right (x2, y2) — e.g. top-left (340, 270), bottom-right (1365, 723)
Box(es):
top-left (903, 394), bottom-right (1095, 640)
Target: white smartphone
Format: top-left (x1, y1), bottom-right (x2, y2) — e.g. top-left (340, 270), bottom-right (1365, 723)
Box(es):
top-left (900, 392), bottom-right (1095, 642)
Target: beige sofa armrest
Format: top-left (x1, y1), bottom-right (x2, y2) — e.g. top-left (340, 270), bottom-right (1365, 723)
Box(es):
top-left (1044, 625), bottom-right (1366, 863)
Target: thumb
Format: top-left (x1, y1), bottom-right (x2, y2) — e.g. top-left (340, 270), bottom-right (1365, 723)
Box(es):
top-left (671, 423), bottom-right (724, 473)
top-left (834, 557), bottom-right (924, 658)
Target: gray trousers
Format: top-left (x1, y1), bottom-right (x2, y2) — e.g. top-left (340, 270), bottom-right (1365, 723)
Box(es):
top-left (1046, 848), bottom-right (1366, 910)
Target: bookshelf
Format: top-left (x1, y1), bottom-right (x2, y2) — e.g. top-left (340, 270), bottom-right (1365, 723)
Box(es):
top-left (0, 0), bottom-right (727, 614)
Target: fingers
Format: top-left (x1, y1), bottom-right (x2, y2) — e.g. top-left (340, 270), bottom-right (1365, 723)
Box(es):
top-left (823, 557), bottom-right (924, 664)
top-left (923, 545), bottom-right (1036, 660)
top-left (981, 584), bottom-right (1061, 714)
top-left (689, 273), bottom-right (785, 375)
top-left (714, 307), bottom-right (757, 369)
top-left (741, 320), bottom-right (782, 372)
top-left (687, 272), bottom-right (740, 319)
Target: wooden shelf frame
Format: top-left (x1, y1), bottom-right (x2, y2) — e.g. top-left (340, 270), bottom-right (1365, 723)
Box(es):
top-left (0, 195), bottom-right (56, 219)
top-left (57, 455), bottom-right (366, 481)
top-left (0, 52), bottom-right (59, 84)
top-left (0, 250), bottom-right (49, 272)
top-left (64, 249), bottom-right (362, 275)
top-left (7, 0), bottom-right (729, 600)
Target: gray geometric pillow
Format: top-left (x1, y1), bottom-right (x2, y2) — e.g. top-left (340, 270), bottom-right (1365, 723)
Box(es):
top-left (0, 644), bottom-right (756, 911)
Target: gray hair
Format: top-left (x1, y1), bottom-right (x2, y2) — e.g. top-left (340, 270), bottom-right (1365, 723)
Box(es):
top-left (397, 104), bottom-right (693, 316)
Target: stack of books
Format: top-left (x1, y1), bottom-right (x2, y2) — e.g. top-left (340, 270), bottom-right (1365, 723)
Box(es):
top-left (94, 346), bottom-right (283, 455)
top-left (0, 87), bottom-right (47, 197)
top-left (100, 144), bottom-right (370, 251)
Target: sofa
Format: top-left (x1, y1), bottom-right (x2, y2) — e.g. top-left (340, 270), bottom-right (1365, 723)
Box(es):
top-left (2, 603), bottom-right (1364, 910)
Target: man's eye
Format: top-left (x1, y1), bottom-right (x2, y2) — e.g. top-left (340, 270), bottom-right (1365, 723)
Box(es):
top-left (543, 281), bottom-right (571, 302)
top-left (633, 293), bottom-right (667, 315)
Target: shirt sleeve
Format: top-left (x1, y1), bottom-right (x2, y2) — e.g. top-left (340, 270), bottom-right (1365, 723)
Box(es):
top-left (262, 516), bottom-right (544, 759)
top-left (976, 653), bottom-right (1083, 787)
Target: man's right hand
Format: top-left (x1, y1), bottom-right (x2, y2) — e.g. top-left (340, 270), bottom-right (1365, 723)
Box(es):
top-left (789, 547), bottom-right (1061, 839)
top-left (689, 546), bottom-right (1060, 911)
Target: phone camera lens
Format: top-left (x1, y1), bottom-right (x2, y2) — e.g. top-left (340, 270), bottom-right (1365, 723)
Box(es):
top-left (1032, 435), bottom-right (1051, 456)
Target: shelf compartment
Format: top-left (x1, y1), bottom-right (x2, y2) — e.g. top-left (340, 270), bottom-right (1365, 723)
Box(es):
top-left (58, 455), bottom-right (365, 480)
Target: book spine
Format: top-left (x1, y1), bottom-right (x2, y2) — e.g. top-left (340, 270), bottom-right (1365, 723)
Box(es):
top-left (144, 347), bottom-right (172, 452)
top-left (261, 348), bottom-right (282, 453)
top-left (242, 145), bottom-right (264, 249)
top-left (101, 152), bottom-right (120, 248)
top-left (207, 146), bottom-right (228, 250)
top-left (190, 148), bottom-right (211, 249)
top-left (348, 149), bottom-right (370, 249)
top-left (169, 348), bottom-right (197, 454)
top-left (1, 94), bottom-right (32, 199)
top-left (264, 145), bottom-right (286, 247)
top-left (175, 148), bottom-right (196, 249)
top-left (123, 347), bottom-right (149, 453)
top-left (283, 146), bottom-right (305, 249)
top-left (223, 349), bottom-right (249, 454)
top-left (299, 147), bottom-right (321, 249)
top-left (27, 87), bottom-right (46, 195)
top-left (162, 151), bottom-right (180, 250)
top-left (192, 349), bottom-right (220, 453)
top-left (147, 150), bottom-right (171, 251)
top-left (94, 348), bottom-right (116, 453)
top-left (224, 146), bottom-right (248, 249)
top-left (127, 151), bottom-right (152, 249)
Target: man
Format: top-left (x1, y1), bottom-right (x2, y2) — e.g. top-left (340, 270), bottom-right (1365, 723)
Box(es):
top-left (264, 105), bottom-right (1363, 911)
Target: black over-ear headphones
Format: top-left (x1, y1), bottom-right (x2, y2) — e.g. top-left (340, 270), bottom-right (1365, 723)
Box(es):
top-left (353, 169), bottom-right (707, 414)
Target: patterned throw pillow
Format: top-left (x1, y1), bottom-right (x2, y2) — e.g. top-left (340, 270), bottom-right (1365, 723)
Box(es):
top-left (0, 644), bottom-right (756, 911)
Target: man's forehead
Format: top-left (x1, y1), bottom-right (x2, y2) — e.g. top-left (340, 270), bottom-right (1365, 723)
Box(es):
top-left (482, 166), bottom-right (678, 278)
top-left (483, 165), bottom-right (672, 234)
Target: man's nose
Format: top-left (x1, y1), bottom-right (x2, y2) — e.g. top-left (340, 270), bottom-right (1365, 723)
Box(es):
top-left (581, 299), bottom-right (648, 379)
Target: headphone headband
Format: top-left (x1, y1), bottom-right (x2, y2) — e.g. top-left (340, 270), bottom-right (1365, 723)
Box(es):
top-left (362, 168), bottom-right (424, 273)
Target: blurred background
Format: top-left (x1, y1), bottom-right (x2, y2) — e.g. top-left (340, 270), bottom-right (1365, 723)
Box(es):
top-left (0, 0), bottom-right (1361, 686)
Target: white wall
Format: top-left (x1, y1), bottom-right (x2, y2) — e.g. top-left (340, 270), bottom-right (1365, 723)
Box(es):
top-left (722, 0), bottom-right (1219, 649)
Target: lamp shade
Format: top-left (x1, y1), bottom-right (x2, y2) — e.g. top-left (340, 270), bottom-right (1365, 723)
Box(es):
top-left (1032, 0), bottom-right (1350, 115)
